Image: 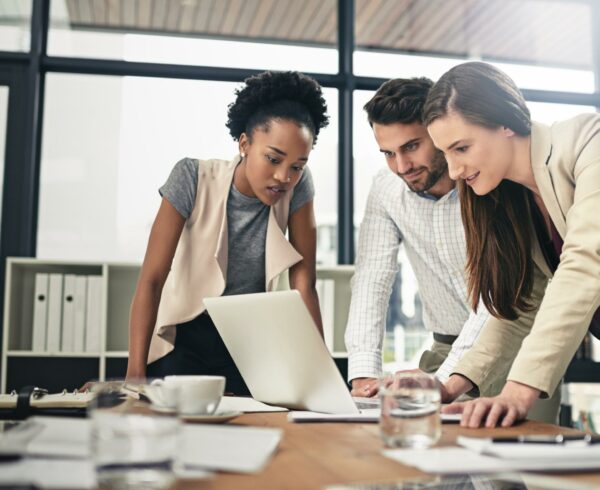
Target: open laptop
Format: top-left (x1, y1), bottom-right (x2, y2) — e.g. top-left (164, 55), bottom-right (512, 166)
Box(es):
top-left (203, 290), bottom-right (379, 414)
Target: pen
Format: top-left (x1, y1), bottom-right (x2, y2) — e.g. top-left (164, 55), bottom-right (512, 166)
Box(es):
top-left (491, 434), bottom-right (600, 444)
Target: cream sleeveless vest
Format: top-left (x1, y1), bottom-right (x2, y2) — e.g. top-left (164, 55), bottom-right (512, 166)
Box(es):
top-left (147, 155), bottom-right (303, 363)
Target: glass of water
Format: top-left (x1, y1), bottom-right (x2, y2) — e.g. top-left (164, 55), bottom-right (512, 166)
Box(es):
top-left (89, 379), bottom-right (180, 489)
top-left (379, 371), bottom-right (441, 448)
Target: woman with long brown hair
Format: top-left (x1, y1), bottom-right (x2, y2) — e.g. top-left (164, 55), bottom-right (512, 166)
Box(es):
top-left (423, 61), bottom-right (600, 428)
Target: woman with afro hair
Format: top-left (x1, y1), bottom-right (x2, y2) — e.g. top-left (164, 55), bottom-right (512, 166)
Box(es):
top-left (126, 71), bottom-right (329, 395)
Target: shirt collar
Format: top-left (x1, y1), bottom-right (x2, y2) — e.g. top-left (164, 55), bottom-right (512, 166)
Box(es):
top-left (415, 186), bottom-right (457, 203)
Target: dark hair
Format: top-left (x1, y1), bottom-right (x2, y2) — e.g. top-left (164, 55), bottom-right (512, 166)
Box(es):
top-left (423, 61), bottom-right (534, 320)
top-left (226, 71), bottom-right (329, 145)
top-left (364, 77), bottom-right (433, 126)
top-left (423, 62), bottom-right (531, 135)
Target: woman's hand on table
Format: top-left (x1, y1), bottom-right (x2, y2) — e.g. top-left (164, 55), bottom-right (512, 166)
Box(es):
top-left (441, 380), bottom-right (541, 428)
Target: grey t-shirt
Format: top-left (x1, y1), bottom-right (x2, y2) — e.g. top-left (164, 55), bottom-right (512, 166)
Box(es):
top-left (159, 158), bottom-right (314, 295)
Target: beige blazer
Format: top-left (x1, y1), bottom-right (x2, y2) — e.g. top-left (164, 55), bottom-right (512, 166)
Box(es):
top-left (147, 155), bottom-right (303, 364)
top-left (453, 114), bottom-right (600, 398)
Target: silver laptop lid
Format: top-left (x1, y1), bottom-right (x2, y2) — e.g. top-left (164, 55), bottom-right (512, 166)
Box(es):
top-left (204, 290), bottom-right (358, 414)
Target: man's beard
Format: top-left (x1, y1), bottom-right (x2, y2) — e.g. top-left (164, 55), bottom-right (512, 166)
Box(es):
top-left (400, 150), bottom-right (447, 193)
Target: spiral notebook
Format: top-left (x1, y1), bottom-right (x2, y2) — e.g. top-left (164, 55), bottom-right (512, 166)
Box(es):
top-left (0, 387), bottom-right (94, 419)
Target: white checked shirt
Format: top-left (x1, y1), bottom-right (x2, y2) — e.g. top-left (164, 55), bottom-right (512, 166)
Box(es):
top-left (345, 168), bottom-right (490, 382)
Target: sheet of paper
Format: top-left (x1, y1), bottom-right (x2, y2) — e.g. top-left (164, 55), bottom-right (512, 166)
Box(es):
top-left (0, 417), bottom-right (280, 475)
top-left (0, 456), bottom-right (212, 489)
top-left (458, 436), bottom-right (600, 460)
top-left (218, 396), bottom-right (288, 413)
top-left (288, 410), bottom-right (462, 423)
top-left (384, 447), bottom-right (521, 474)
top-left (383, 446), bottom-right (600, 474)
top-left (181, 424), bottom-right (282, 473)
top-left (0, 417), bottom-right (89, 458)
top-left (0, 458), bottom-right (96, 489)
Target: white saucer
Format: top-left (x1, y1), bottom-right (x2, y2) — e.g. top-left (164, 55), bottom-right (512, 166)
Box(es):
top-left (179, 410), bottom-right (243, 424)
top-left (149, 403), bottom-right (177, 414)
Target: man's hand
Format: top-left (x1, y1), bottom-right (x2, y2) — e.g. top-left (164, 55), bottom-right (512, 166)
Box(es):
top-left (441, 380), bottom-right (540, 428)
top-left (351, 377), bottom-right (378, 397)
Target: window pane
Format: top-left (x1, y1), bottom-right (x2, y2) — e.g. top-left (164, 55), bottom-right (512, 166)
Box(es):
top-left (312, 91), bottom-right (338, 266)
top-left (38, 74), bottom-right (337, 266)
top-left (528, 102), bottom-right (597, 125)
top-left (0, 86), bottom-right (8, 232)
top-left (353, 90), bottom-right (381, 227)
top-left (0, 0), bottom-right (31, 51)
top-left (354, 0), bottom-right (595, 93)
top-left (353, 90), bottom-right (430, 369)
top-left (48, 0), bottom-right (338, 73)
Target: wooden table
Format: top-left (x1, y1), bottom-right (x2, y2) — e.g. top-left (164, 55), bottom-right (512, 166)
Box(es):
top-left (175, 412), bottom-right (600, 490)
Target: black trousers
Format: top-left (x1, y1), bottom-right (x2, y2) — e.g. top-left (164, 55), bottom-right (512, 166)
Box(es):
top-left (146, 313), bottom-right (250, 396)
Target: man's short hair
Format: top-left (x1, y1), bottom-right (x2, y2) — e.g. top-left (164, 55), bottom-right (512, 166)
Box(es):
top-left (364, 77), bottom-right (433, 127)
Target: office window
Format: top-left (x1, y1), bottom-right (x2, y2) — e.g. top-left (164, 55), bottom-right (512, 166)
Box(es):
top-left (37, 74), bottom-right (337, 265)
top-left (48, 0), bottom-right (338, 73)
top-left (354, 0), bottom-right (595, 93)
top-left (528, 102), bottom-right (598, 125)
top-left (0, 86), bottom-right (8, 232)
top-left (0, 0), bottom-right (31, 51)
top-left (312, 90), bottom-right (338, 266)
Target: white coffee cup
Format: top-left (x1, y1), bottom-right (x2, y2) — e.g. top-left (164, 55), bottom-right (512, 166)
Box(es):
top-left (144, 378), bottom-right (179, 410)
top-left (164, 375), bottom-right (226, 416)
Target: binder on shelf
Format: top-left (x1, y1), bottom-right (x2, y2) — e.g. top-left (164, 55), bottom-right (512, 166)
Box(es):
top-left (316, 278), bottom-right (335, 351)
top-left (85, 275), bottom-right (103, 353)
top-left (73, 275), bottom-right (87, 352)
top-left (61, 274), bottom-right (77, 352)
top-left (46, 273), bottom-right (64, 352)
top-left (32, 273), bottom-right (49, 351)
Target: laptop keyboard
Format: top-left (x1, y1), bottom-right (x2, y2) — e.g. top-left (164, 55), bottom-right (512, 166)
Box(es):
top-left (352, 396), bottom-right (380, 410)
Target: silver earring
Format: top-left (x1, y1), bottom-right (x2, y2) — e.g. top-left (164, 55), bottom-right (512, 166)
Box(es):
top-left (241, 152), bottom-right (246, 158)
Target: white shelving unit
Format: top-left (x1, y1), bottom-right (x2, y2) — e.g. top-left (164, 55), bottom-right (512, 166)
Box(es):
top-left (2, 258), bottom-right (354, 392)
top-left (1, 258), bottom-right (139, 392)
top-left (313, 265), bottom-right (354, 355)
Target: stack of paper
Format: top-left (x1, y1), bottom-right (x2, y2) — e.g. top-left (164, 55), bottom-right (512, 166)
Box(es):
top-left (383, 436), bottom-right (600, 474)
top-left (0, 416), bottom-right (282, 478)
top-left (459, 435), bottom-right (600, 468)
top-left (0, 459), bottom-right (96, 490)
top-left (181, 424), bottom-right (282, 473)
top-left (0, 417), bottom-right (90, 458)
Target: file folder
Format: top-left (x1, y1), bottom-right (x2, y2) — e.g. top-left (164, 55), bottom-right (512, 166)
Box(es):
top-left (32, 273), bottom-right (49, 351)
top-left (61, 274), bottom-right (77, 352)
top-left (46, 274), bottom-right (64, 352)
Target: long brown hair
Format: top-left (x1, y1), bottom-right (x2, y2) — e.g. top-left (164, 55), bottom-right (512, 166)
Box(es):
top-left (423, 62), bottom-right (534, 320)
